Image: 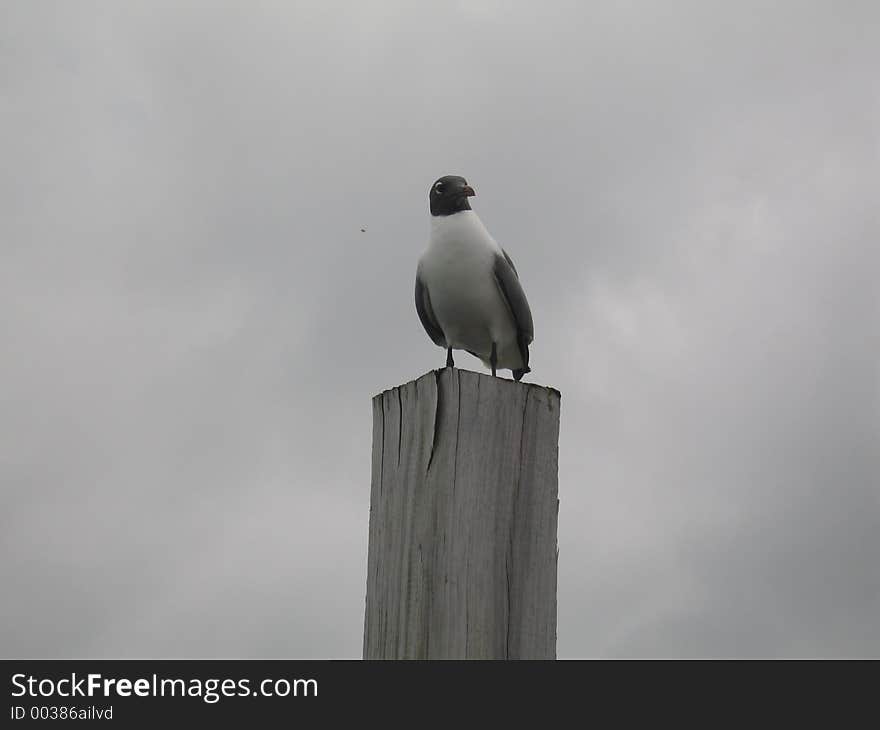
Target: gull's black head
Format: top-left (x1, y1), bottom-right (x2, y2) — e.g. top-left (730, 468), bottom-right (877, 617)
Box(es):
top-left (429, 175), bottom-right (476, 216)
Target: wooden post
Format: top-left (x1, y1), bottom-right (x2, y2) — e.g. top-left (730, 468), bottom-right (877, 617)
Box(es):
top-left (363, 368), bottom-right (560, 659)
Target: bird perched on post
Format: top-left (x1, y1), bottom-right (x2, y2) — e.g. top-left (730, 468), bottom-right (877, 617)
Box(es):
top-left (414, 175), bottom-right (534, 381)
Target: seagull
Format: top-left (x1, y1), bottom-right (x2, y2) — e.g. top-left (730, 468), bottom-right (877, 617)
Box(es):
top-left (414, 175), bottom-right (534, 381)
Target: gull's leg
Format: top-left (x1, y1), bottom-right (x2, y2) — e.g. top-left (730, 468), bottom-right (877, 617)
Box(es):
top-left (446, 347), bottom-right (454, 368)
top-left (490, 342), bottom-right (497, 377)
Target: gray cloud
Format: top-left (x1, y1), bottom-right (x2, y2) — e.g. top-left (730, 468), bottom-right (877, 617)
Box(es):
top-left (1, 0), bottom-right (877, 657)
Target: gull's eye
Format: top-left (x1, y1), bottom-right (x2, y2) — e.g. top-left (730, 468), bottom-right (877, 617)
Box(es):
top-left (434, 182), bottom-right (445, 194)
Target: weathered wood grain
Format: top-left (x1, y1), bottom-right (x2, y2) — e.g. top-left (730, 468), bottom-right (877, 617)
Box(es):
top-left (363, 368), bottom-right (560, 659)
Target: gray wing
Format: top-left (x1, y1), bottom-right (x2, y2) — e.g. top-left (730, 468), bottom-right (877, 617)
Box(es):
top-left (494, 249), bottom-right (534, 345)
top-left (501, 248), bottom-right (519, 277)
top-left (414, 268), bottom-right (447, 348)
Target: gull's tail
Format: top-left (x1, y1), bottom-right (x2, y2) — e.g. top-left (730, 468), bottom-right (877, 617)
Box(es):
top-left (512, 366), bottom-right (531, 382)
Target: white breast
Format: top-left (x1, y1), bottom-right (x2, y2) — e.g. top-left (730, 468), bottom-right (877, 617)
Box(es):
top-left (417, 211), bottom-right (519, 365)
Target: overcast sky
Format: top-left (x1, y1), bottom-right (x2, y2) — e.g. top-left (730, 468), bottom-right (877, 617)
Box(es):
top-left (2, 1), bottom-right (878, 658)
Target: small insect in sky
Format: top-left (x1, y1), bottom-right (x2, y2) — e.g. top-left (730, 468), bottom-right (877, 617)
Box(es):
top-left (360, 228), bottom-right (366, 233)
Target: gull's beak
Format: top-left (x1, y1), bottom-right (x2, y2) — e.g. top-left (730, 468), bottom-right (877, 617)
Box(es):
top-left (462, 185), bottom-right (476, 197)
